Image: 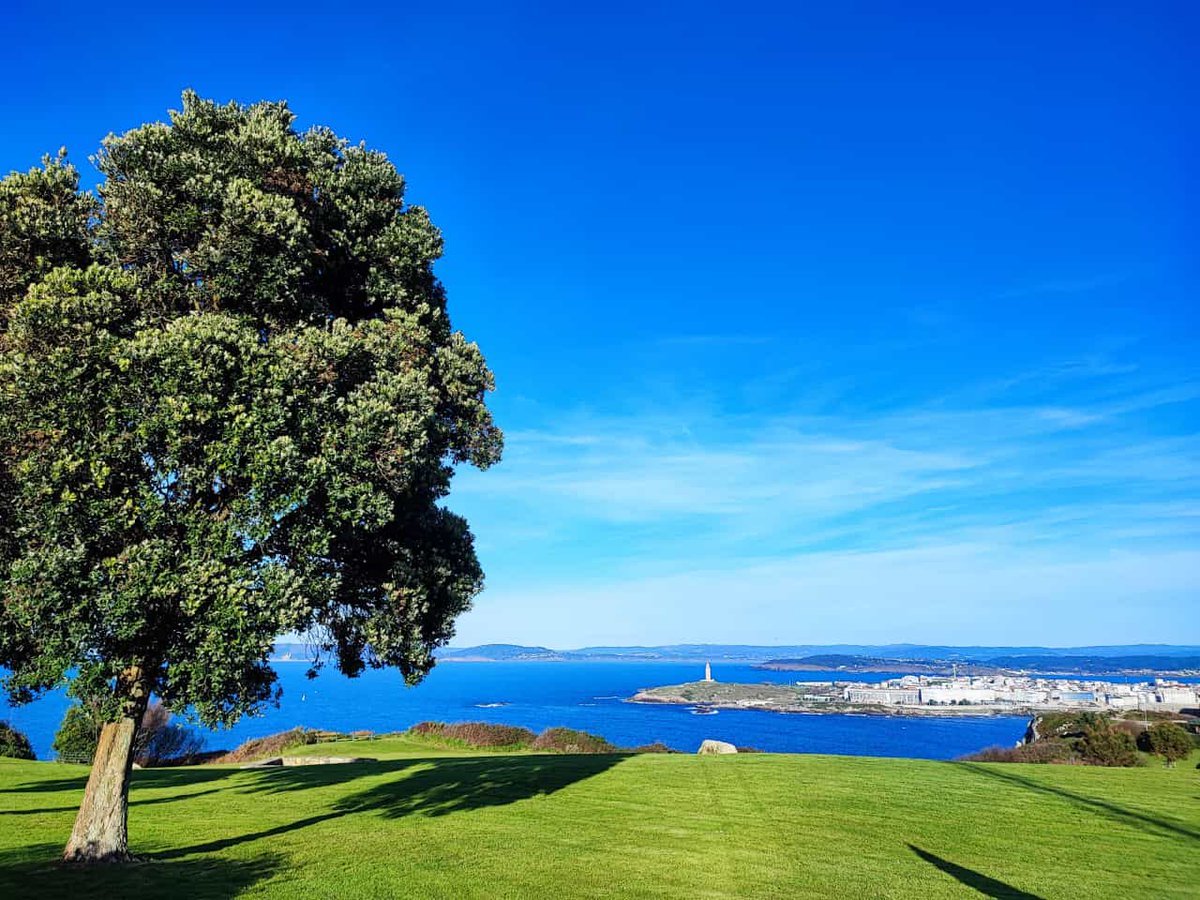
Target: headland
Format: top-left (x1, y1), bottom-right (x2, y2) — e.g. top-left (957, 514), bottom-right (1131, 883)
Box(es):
top-left (630, 673), bottom-right (1200, 717)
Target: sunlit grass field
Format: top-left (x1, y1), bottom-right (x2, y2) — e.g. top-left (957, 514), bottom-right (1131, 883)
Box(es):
top-left (0, 737), bottom-right (1196, 898)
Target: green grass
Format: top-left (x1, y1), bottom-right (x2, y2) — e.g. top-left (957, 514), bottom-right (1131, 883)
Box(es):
top-left (0, 740), bottom-right (1196, 899)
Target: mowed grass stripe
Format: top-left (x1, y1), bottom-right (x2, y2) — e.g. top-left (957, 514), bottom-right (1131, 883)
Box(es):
top-left (0, 743), bottom-right (1196, 898)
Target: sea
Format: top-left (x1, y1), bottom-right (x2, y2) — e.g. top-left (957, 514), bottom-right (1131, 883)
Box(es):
top-left (4, 661), bottom-right (1193, 762)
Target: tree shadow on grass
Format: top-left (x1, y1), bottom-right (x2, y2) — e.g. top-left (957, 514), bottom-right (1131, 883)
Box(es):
top-left (908, 845), bottom-right (1044, 900)
top-left (957, 763), bottom-right (1200, 843)
top-left (5, 787), bottom-right (225, 816)
top-left (158, 753), bottom-right (631, 859)
top-left (0, 774), bottom-right (91, 795)
top-left (0, 843), bottom-right (282, 900)
top-left (336, 752), bottom-right (632, 819)
top-left (0, 764), bottom-right (240, 797)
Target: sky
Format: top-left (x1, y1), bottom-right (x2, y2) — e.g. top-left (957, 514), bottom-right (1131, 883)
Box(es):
top-left (3, 1), bottom-right (1197, 647)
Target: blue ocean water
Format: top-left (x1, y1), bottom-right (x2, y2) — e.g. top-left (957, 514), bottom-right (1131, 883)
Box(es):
top-left (0, 661), bottom-right (1048, 761)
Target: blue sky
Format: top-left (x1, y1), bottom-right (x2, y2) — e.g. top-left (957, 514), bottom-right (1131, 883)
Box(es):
top-left (4, 1), bottom-right (1197, 647)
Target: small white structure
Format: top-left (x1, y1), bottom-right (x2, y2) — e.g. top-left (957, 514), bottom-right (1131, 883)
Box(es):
top-left (704, 661), bottom-right (714, 682)
top-left (844, 688), bottom-right (920, 705)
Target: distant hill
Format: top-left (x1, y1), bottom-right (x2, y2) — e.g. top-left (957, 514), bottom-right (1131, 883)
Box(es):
top-left (425, 643), bottom-right (1200, 669)
top-left (756, 655), bottom-right (987, 674)
top-left (271, 642), bottom-right (564, 662)
top-left (982, 654), bottom-right (1200, 674)
top-left (269, 641), bottom-right (1200, 673)
top-left (434, 644), bottom-right (561, 661)
top-left (758, 653), bottom-right (1200, 675)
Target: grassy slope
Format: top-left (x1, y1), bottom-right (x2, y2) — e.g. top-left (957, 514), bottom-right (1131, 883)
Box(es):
top-left (0, 740), bottom-right (1196, 899)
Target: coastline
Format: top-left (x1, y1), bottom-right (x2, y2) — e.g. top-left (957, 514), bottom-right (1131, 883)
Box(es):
top-left (627, 691), bottom-right (1032, 718)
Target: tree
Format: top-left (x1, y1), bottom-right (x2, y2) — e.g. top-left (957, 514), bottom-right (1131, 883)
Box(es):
top-left (1077, 721), bottom-right (1139, 767)
top-left (0, 93), bottom-right (501, 862)
top-left (1144, 722), bottom-right (1193, 766)
top-left (134, 700), bottom-right (206, 766)
top-left (0, 721), bottom-right (35, 760)
top-left (52, 700), bottom-right (105, 763)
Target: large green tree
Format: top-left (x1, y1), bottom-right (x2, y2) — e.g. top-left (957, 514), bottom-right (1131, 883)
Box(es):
top-left (0, 93), bottom-right (501, 862)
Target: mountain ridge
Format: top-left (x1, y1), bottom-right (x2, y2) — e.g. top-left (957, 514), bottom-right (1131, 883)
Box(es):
top-left (269, 642), bottom-right (1200, 671)
top-left (434, 642), bottom-right (1200, 661)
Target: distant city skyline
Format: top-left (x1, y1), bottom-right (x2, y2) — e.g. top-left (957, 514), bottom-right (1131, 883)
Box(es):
top-left (4, 3), bottom-right (1196, 646)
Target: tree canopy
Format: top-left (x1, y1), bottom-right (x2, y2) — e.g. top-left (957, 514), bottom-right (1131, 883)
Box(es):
top-left (1144, 722), bottom-right (1193, 766)
top-left (0, 92), bottom-right (502, 730)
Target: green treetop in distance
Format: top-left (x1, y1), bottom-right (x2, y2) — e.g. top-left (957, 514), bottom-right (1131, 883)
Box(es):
top-left (0, 92), bottom-right (502, 863)
top-left (1144, 722), bottom-right (1193, 766)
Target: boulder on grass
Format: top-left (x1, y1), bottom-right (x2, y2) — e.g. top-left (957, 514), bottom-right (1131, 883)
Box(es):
top-left (697, 740), bottom-right (737, 755)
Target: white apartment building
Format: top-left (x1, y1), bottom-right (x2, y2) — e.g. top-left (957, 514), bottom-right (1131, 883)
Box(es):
top-left (843, 688), bottom-right (921, 705)
top-left (1157, 687), bottom-right (1198, 706)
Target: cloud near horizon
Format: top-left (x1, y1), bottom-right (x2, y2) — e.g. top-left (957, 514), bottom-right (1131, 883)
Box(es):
top-left (449, 357), bottom-right (1200, 647)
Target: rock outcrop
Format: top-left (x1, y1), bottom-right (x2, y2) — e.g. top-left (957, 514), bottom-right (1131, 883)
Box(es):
top-left (697, 739), bottom-right (737, 755)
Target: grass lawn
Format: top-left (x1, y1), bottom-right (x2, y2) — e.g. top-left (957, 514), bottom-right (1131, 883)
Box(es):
top-left (0, 738), bottom-right (1196, 899)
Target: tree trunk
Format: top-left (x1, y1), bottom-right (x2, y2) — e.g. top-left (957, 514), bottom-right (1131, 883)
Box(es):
top-left (63, 668), bottom-right (148, 864)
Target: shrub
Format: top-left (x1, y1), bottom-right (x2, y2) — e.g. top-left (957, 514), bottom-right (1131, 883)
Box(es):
top-left (960, 745), bottom-right (1015, 763)
top-left (133, 700), bottom-right (168, 762)
top-left (138, 723), bottom-right (206, 766)
top-left (129, 701), bottom-right (207, 766)
top-left (531, 727), bottom-right (617, 754)
top-left (1018, 740), bottom-right (1075, 763)
top-left (51, 697), bottom-right (209, 767)
top-left (633, 742), bottom-right (676, 753)
top-left (409, 721), bottom-right (536, 749)
top-left (1143, 722), bottom-right (1194, 766)
top-left (408, 721), bottom-right (447, 738)
top-left (0, 721), bottom-right (35, 760)
top-left (214, 728), bottom-right (320, 764)
top-left (1039, 711), bottom-right (1106, 739)
top-left (960, 740), bottom-right (1073, 764)
top-left (1078, 724), bottom-right (1139, 767)
top-left (1111, 719), bottom-right (1146, 738)
top-left (966, 718), bottom-right (1146, 767)
top-left (52, 702), bottom-right (104, 763)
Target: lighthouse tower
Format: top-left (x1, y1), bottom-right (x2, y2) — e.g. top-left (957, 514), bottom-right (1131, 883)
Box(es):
top-left (704, 661), bottom-right (714, 682)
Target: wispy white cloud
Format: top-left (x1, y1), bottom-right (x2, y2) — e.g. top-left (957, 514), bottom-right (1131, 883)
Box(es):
top-left (460, 541), bottom-right (1200, 646)
top-left (457, 423), bottom-right (977, 526)
top-left (459, 383), bottom-right (1200, 540)
top-left (450, 357), bottom-right (1200, 645)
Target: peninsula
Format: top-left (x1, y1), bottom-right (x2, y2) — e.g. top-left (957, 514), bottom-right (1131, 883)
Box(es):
top-left (630, 671), bottom-right (1200, 718)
